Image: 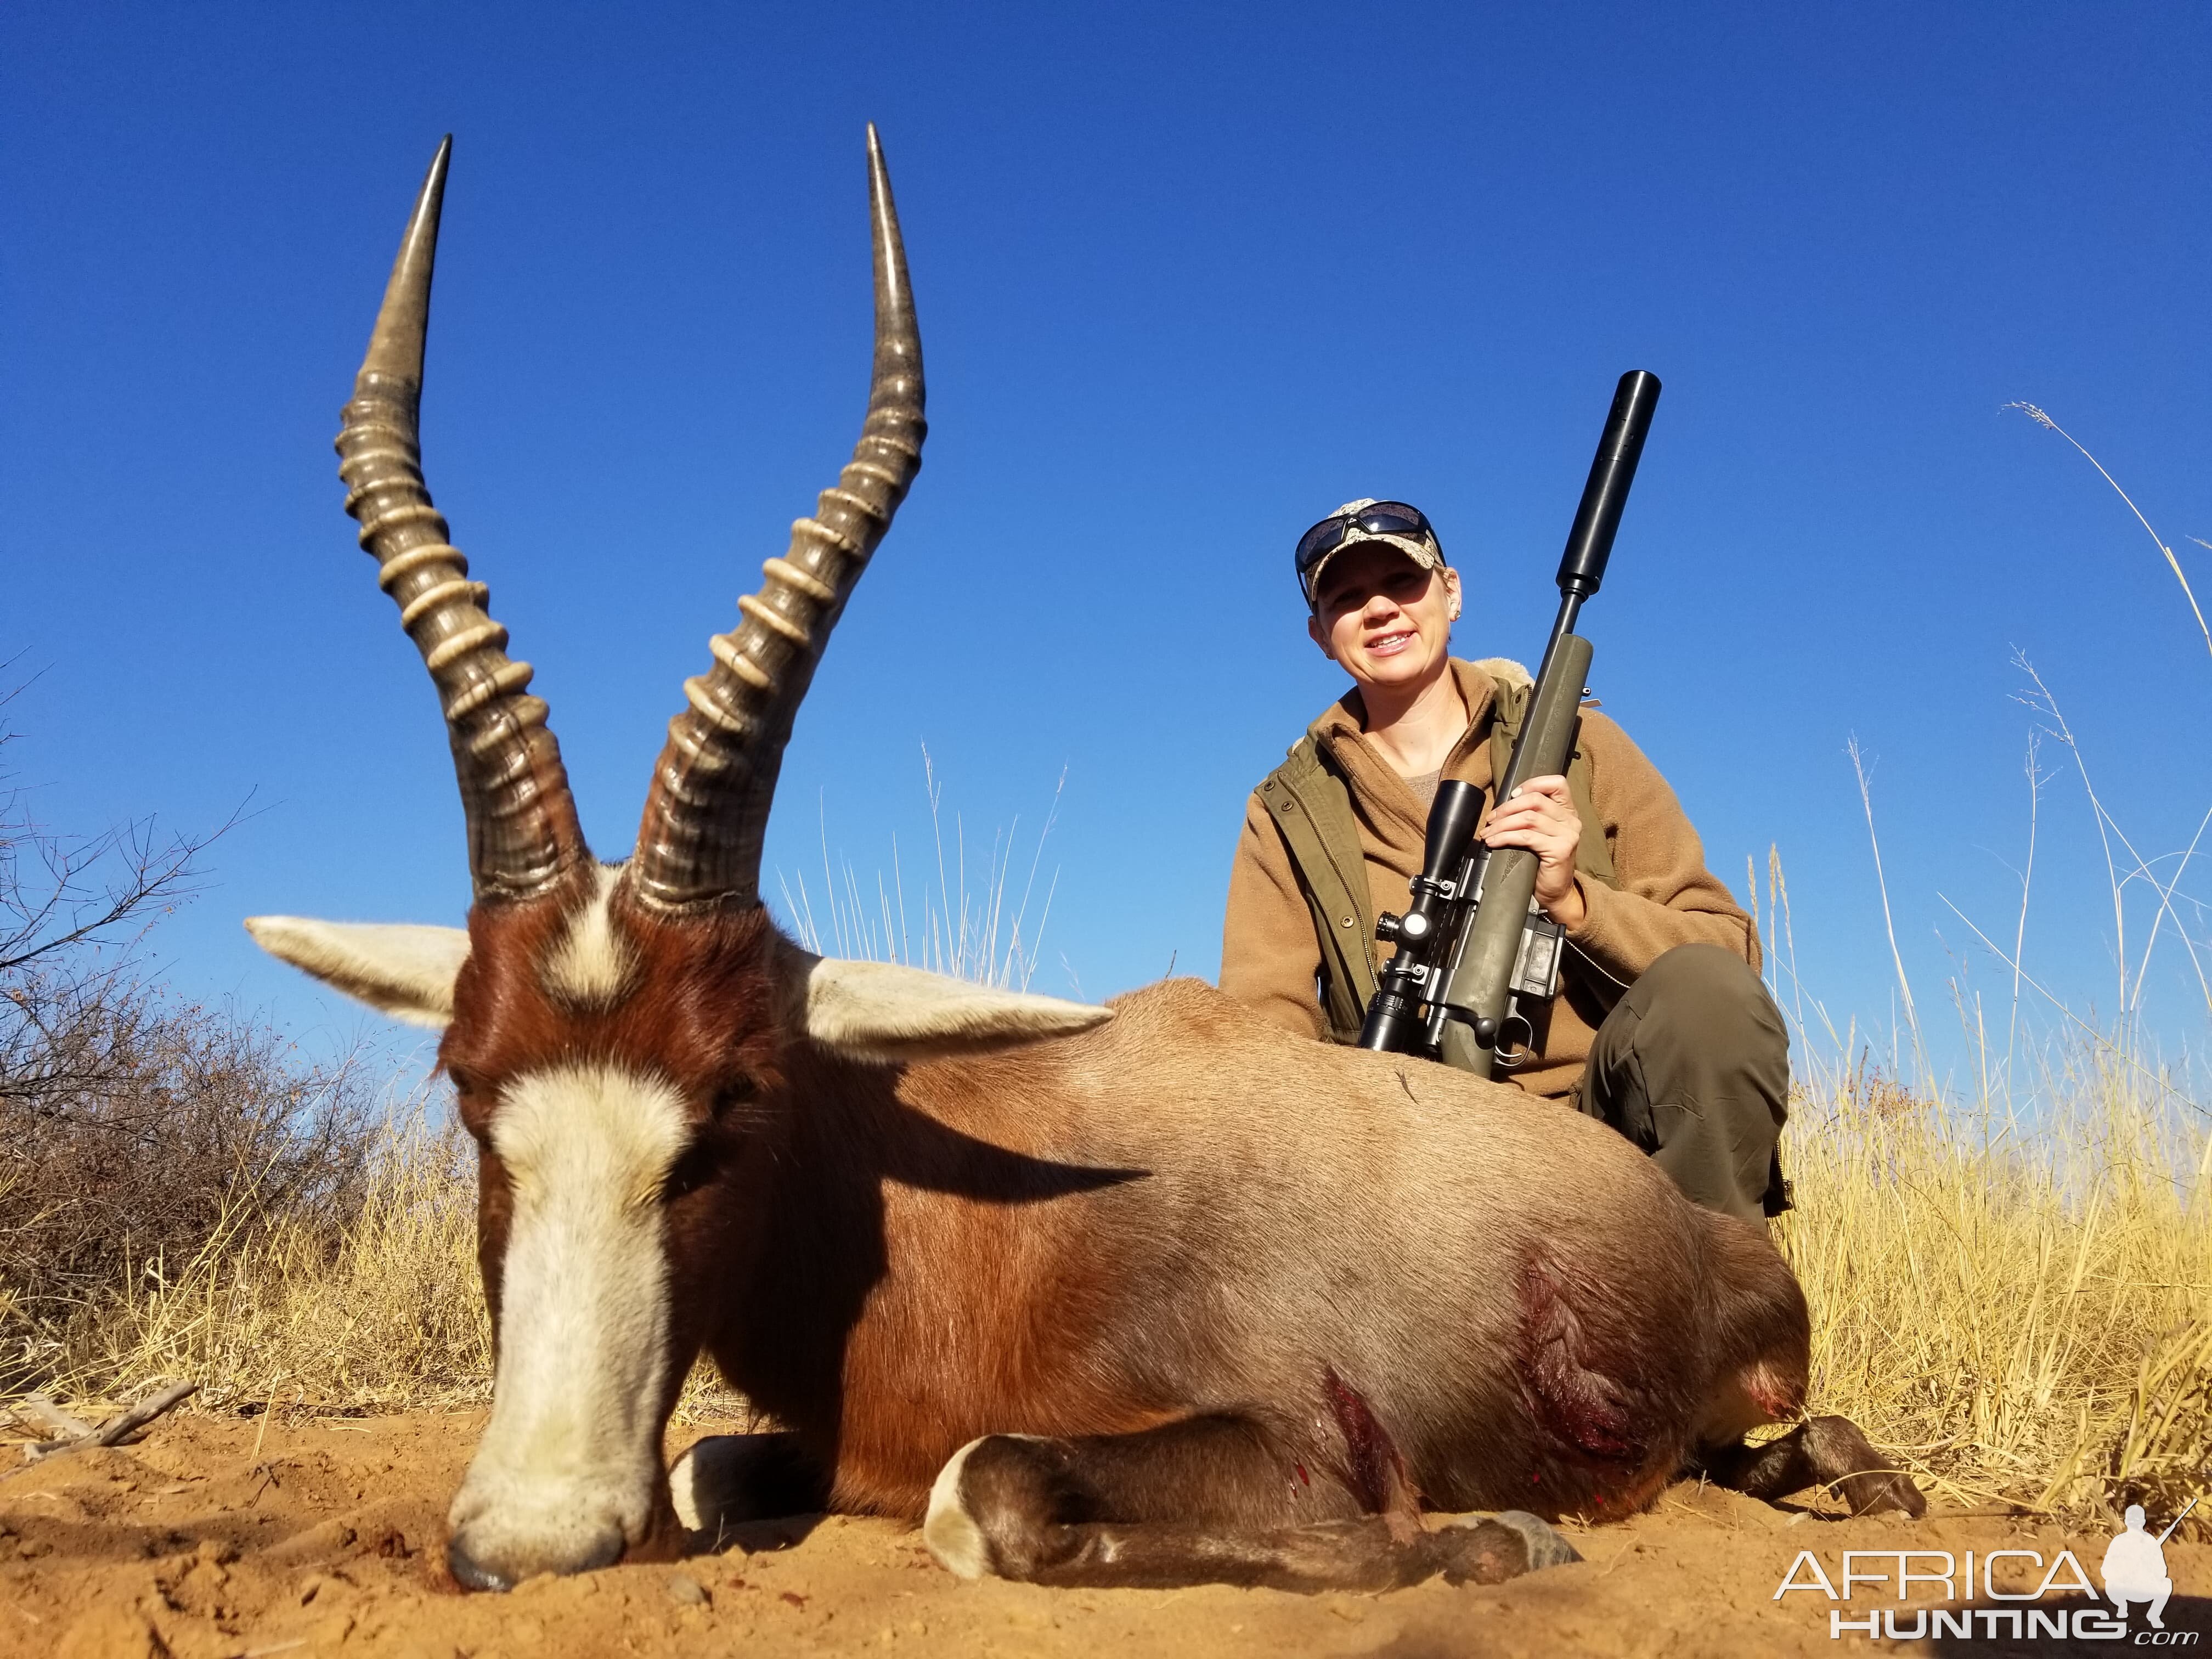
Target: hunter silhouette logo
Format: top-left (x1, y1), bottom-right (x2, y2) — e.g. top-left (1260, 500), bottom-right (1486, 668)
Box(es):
top-left (1774, 1496), bottom-right (2199, 1643)
top-left (2105, 1500), bottom-right (2194, 1632)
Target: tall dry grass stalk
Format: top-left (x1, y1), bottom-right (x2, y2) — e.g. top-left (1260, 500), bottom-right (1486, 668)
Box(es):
top-left (1747, 405), bottom-right (2211, 1536)
top-left (777, 746), bottom-right (1065, 991)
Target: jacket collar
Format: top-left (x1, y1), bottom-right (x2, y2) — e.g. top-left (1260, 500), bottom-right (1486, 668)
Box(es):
top-left (1305, 657), bottom-right (1502, 831)
top-left (1307, 656), bottom-right (1502, 748)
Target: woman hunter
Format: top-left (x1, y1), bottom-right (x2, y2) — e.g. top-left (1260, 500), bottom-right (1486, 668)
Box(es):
top-left (1218, 500), bottom-right (1790, 1224)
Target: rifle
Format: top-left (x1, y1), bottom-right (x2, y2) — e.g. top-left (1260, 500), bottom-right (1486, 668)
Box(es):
top-left (2156, 1496), bottom-right (2198, 1546)
top-left (1357, 370), bottom-right (1661, 1077)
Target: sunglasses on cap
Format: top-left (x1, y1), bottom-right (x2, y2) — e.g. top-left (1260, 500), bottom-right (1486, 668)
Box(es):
top-left (1294, 501), bottom-right (1441, 602)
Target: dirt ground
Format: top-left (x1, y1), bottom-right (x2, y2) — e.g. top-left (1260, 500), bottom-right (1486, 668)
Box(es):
top-left (2, 1411), bottom-right (2203, 1659)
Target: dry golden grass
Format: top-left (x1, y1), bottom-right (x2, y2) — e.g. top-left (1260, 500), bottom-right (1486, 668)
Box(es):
top-left (33, 751), bottom-right (2212, 1532)
top-left (1778, 1047), bottom-right (2209, 1538)
top-left (1763, 408), bottom-right (2210, 1538)
top-left (53, 1093), bottom-right (490, 1413)
top-left (38, 1092), bottom-right (748, 1424)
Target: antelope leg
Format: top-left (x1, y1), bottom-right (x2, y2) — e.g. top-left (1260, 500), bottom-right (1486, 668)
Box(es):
top-left (923, 1419), bottom-right (1579, 1592)
top-left (1697, 1414), bottom-right (1926, 1517)
top-left (669, 1431), bottom-right (832, 1538)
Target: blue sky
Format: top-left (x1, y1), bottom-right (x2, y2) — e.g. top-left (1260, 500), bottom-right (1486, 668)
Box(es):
top-left (4, 2), bottom-right (2208, 1076)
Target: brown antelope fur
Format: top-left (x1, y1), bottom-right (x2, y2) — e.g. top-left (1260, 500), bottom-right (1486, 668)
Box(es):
top-left (251, 128), bottom-right (1921, 1597)
top-left (454, 863), bottom-right (1914, 1544)
top-left (268, 864), bottom-right (1925, 1590)
top-left (705, 972), bottom-right (1843, 1525)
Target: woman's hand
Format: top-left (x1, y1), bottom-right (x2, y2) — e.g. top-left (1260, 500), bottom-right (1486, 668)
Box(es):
top-left (1481, 776), bottom-right (1585, 930)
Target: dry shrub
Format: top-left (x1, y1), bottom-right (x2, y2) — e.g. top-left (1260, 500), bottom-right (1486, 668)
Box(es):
top-left (1, 963), bottom-right (379, 1396)
top-left (71, 1090), bottom-right (492, 1409)
top-left (0, 696), bottom-right (495, 1413)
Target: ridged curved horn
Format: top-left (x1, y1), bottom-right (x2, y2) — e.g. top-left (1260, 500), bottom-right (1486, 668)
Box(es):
top-left (630, 123), bottom-right (926, 911)
top-left (335, 137), bottom-right (588, 901)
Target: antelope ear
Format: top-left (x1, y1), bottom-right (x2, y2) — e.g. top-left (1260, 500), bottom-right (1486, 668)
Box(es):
top-left (802, 957), bottom-right (1112, 1063)
top-left (244, 916), bottom-right (470, 1030)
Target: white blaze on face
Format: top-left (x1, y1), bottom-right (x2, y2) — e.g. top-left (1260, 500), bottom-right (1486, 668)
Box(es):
top-left (539, 864), bottom-right (636, 1012)
top-left (447, 1060), bottom-right (690, 1585)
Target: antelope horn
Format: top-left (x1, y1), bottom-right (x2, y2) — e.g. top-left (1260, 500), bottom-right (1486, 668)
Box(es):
top-left (630, 123), bottom-right (926, 910)
top-left (335, 137), bottom-right (588, 901)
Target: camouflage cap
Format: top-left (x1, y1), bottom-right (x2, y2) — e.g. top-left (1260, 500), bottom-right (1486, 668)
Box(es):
top-left (1297, 498), bottom-right (1445, 607)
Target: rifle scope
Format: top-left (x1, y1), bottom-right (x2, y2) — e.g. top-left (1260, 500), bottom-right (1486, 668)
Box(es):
top-left (1358, 780), bottom-right (1485, 1054)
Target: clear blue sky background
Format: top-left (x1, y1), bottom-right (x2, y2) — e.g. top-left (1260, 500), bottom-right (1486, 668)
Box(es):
top-left (5, 2), bottom-right (2208, 1078)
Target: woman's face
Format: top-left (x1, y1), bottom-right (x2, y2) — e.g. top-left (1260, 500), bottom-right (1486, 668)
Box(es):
top-left (1307, 544), bottom-right (1460, 697)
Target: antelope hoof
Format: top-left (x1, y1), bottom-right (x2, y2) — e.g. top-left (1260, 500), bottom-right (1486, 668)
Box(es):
top-left (446, 1525), bottom-right (623, 1593)
top-left (671, 1436), bottom-right (755, 1533)
top-left (1838, 1466), bottom-right (1926, 1519)
top-left (1433, 1509), bottom-right (1583, 1582)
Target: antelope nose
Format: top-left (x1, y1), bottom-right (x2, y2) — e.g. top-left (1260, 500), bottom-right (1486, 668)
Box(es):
top-left (445, 1519), bottom-right (624, 1592)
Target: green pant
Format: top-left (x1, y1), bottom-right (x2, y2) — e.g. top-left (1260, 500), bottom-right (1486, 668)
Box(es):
top-left (1572, 944), bottom-right (1790, 1226)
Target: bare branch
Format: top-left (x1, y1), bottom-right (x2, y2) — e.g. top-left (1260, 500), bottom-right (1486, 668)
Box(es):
top-left (0, 808), bottom-right (236, 975)
top-left (17, 1381), bottom-right (199, 1466)
top-left (9, 1395), bottom-right (93, 1439)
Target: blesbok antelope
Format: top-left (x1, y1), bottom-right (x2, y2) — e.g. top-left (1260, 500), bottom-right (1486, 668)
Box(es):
top-left (247, 130), bottom-right (1923, 1595)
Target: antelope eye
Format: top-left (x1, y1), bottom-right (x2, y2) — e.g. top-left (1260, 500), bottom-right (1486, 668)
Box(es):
top-left (664, 1140), bottom-right (719, 1200)
top-left (443, 1069), bottom-right (496, 1141)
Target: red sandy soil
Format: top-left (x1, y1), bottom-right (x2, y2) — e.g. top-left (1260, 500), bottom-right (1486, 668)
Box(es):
top-left (2, 1410), bottom-right (2203, 1658)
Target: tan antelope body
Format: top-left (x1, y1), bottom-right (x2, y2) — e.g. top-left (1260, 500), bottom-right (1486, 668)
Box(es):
top-left (251, 132), bottom-right (1921, 1595)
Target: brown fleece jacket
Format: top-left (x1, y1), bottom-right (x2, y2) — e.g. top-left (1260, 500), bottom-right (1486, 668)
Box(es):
top-left (1220, 657), bottom-right (1759, 1101)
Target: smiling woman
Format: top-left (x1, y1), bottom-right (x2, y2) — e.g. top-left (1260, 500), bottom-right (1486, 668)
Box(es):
top-left (1218, 491), bottom-right (1786, 1224)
